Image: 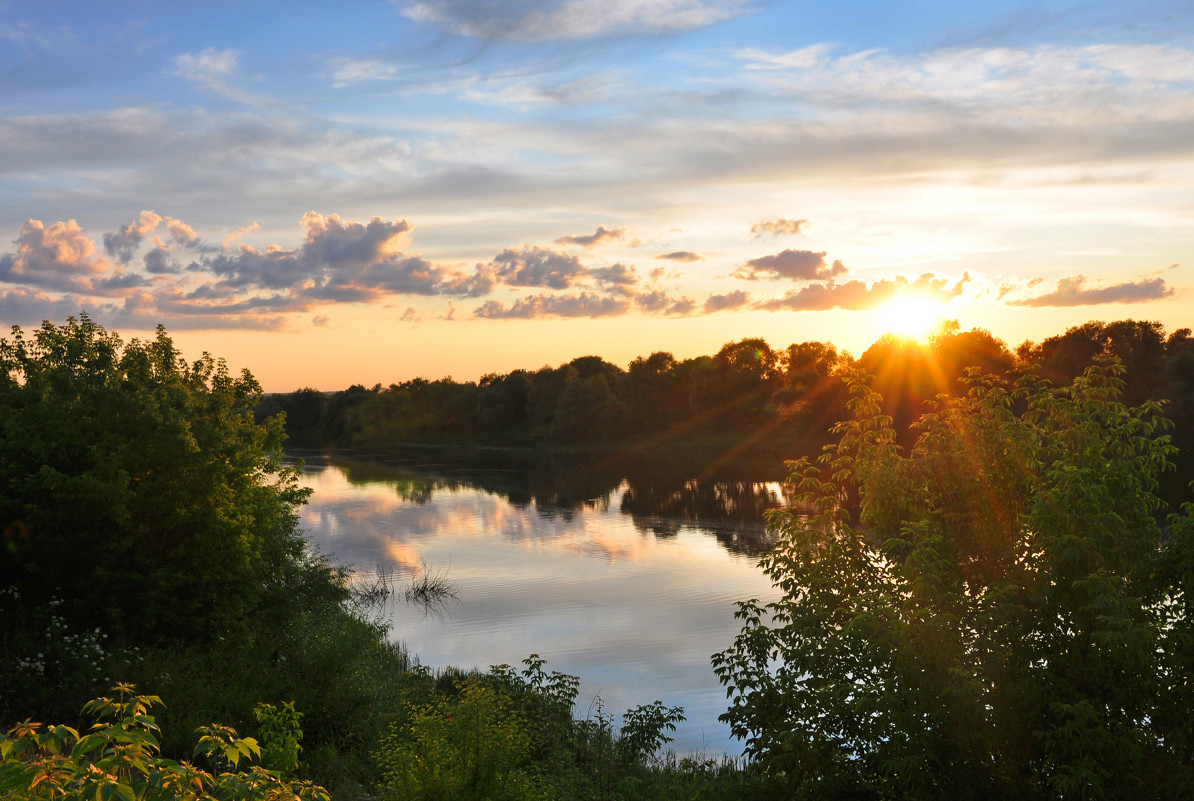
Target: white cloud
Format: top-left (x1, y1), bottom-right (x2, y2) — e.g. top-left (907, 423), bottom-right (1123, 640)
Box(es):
top-left (0, 219), bottom-right (109, 292)
top-left (170, 47), bottom-right (239, 85)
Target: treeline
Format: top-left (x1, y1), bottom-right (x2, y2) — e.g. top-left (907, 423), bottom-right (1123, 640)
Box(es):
top-left (261, 319), bottom-right (1194, 491)
top-left (257, 338), bottom-right (848, 461)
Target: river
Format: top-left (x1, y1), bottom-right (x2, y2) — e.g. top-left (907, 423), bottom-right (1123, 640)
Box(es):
top-left (289, 448), bottom-right (789, 756)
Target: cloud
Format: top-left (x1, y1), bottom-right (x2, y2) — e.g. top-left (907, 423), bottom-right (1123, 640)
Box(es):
top-left (0, 288), bottom-right (92, 325)
top-left (474, 292), bottom-right (631, 318)
top-left (168, 48), bottom-right (254, 102)
top-left (1007, 275), bottom-right (1174, 307)
top-left (223, 222), bottom-right (260, 249)
top-left (555, 225), bottom-right (626, 248)
top-left (490, 245), bottom-right (587, 289)
top-left (734, 249), bottom-right (849, 282)
top-left (656, 251), bottom-right (701, 262)
top-left (755, 273), bottom-right (964, 312)
top-left (143, 246), bottom-right (180, 275)
top-left (704, 290), bottom-right (750, 312)
top-left (199, 212), bottom-right (418, 293)
top-left (750, 218), bottom-right (808, 238)
top-left (164, 217), bottom-right (203, 249)
top-left (171, 48), bottom-right (239, 83)
top-left (665, 297), bottom-right (696, 315)
top-left (329, 57), bottom-right (401, 87)
top-left (590, 262), bottom-right (639, 290)
top-left (92, 270), bottom-right (153, 295)
top-left (103, 210), bottom-right (162, 264)
top-left (634, 289), bottom-right (695, 315)
top-left (0, 219), bottom-right (109, 292)
top-left (400, 306), bottom-right (421, 322)
top-left (401, 0), bottom-right (744, 41)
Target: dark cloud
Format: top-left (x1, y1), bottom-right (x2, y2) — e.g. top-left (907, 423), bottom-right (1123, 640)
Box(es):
top-left (401, 0), bottom-right (741, 41)
top-left (1007, 275), bottom-right (1174, 307)
top-left (191, 212), bottom-right (466, 305)
top-left (634, 289), bottom-right (695, 315)
top-left (0, 289), bottom-right (92, 326)
top-left (92, 271), bottom-right (153, 294)
top-left (352, 256), bottom-right (450, 296)
top-left (153, 288), bottom-right (305, 316)
top-left (490, 245), bottom-right (587, 289)
top-left (704, 290), bottom-right (750, 313)
top-left (734, 249), bottom-right (848, 282)
top-left (664, 297), bottom-right (696, 315)
top-left (750, 218), bottom-right (808, 238)
top-left (590, 262), bottom-right (639, 289)
top-left (473, 292), bottom-right (631, 319)
top-left (103, 210), bottom-right (162, 264)
top-left (444, 264), bottom-right (499, 297)
top-left (755, 273), bottom-right (963, 312)
top-left (199, 212), bottom-right (415, 291)
top-left (555, 225), bottom-right (626, 248)
top-left (143, 247), bottom-right (181, 275)
top-left (656, 251), bottom-right (701, 262)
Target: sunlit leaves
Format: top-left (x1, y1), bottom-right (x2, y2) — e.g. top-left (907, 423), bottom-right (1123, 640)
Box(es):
top-left (0, 685), bottom-right (328, 801)
top-left (714, 358), bottom-right (1193, 798)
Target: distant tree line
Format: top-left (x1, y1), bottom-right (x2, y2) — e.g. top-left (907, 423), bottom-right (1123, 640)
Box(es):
top-left (260, 319), bottom-right (1194, 493)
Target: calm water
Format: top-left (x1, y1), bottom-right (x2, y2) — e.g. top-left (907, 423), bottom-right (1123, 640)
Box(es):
top-left (290, 450), bottom-right (787, 755)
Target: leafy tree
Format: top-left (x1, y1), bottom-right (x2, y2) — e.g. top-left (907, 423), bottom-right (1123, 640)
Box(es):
top-left (0, 316), bottom-right (310, 642)
top-left (714, 360), bottom-right (1192, 799)
top-left (0, 316), bottom-right (337, 721)
top-left (1020, 319), bottom-right (1166, 406)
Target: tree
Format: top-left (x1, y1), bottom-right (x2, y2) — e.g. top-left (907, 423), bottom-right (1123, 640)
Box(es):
top-left (1021, 320), bottom-right (1167, 407)
top-left (714, 360), bottom-right (1193, 799)
top-left (0, 317), bottom-right (323, 703)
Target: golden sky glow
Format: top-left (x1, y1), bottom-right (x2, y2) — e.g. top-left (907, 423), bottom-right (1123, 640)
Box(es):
top-left (2, 2), bottom-right (1192, 389)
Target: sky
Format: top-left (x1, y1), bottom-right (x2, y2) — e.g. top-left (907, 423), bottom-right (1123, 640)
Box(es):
top-left (2, 0), bottom-right (1192, 391)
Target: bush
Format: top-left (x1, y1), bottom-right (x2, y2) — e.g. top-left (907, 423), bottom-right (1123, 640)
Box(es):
top-left (714, 360), bottom-right (1194, 799)
top-left (0, 684), bottom-right (328, 801)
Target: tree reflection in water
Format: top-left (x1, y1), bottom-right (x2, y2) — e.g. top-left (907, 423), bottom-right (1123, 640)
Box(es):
top-left (290, 447), bottom-right (791, 558)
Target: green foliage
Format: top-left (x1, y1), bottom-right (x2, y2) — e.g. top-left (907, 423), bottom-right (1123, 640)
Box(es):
top-left (377, 678), bottom-right (547, 801)
top-left (618, 702), bottom-right (685, 763)
top-left (714, 359), bottom-right (1193, 799)
top-left (0, 315), bottom-right (310, 651)
top-left (252, 703), bottom-right (303, 777)
top-left (0, 684), bottom-right (328, 801)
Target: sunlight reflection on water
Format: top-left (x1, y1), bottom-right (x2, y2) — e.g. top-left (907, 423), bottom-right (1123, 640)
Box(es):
top-left (291, 453), bottom-right (782, 756)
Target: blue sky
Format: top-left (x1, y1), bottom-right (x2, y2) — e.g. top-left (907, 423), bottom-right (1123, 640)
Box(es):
top-left (2, 0), bottom-right (1192, 389)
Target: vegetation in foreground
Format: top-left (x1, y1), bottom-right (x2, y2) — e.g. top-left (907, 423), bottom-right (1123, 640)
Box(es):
top-left (0, 317), bottom-right (772, 800)
top-left (5, 315), bottom-right (1194, 799)
top-left (716, 361), bottom-right (1194, 798)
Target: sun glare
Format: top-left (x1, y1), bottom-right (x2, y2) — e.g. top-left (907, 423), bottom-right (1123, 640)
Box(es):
top-left (879, 296), bottom-right (943, 342)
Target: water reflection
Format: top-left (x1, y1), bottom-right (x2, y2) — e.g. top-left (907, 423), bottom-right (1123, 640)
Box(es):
top-left (287, 449), bottom-right (784, 756)
top-left (299, 448), bottom-right (789, 557)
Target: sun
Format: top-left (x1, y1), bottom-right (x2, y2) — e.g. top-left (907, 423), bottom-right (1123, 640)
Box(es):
top-left (878, 296), bottom-right (943, 342)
